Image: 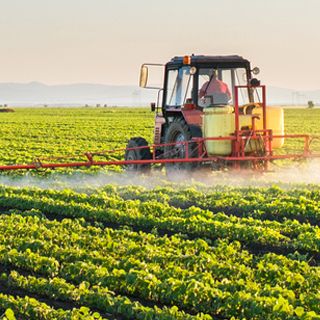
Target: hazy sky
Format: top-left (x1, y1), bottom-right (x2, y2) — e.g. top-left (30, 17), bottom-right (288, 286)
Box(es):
top-left (0, 0), bottom-right (319, 90)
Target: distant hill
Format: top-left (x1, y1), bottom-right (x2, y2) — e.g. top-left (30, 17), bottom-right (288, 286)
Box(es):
top-left (0, 82), bottom-right (156, 107)
top-left (0, 82), bottom-right (319, 106)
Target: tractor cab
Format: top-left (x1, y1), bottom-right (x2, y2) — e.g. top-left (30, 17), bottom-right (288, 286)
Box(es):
top-left (162, 55), bottom-right (258, 112)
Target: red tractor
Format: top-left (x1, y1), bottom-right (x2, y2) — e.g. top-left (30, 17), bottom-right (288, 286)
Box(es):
top-left (124, 54), bottom-right (318, 173)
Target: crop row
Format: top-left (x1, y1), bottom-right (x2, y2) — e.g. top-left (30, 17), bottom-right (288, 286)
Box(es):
top-left (0, 291), bottom-right (107, 319)
top-left (105, 184), bottom-right (320, 224)
top-left (4, 184), bottom-right (320, 238)
top-left (0, 186), bottom-right (319, 256)
top-left (0, 213), bottom-right (319, 319)
top-left (0, 269), bottom-right (211, 320)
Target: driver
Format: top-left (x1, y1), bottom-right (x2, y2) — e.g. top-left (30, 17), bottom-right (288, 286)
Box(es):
top-left (199, 70), bottom-right (231, 101)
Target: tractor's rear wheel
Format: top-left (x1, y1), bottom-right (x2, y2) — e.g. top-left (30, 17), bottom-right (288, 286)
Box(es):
top-left (164, 118), bottom-right (197, 173)
top-left (124, 137), bottom-right (152, 173)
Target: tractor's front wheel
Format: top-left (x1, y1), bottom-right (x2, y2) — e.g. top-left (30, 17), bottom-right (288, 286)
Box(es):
top-left (124, 137), bottom-right (152, 173)
top-left (164, 118), bottom-right (197, 173)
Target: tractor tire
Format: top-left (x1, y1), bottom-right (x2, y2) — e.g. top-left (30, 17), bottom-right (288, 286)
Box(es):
top-left (164, 118), bottom-right (197, 173)
top-left (124, 137), bottom-right (152, 173)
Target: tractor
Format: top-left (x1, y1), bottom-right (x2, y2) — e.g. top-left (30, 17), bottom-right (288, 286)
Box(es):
top-left (124, 54), bottom-right (290, 172)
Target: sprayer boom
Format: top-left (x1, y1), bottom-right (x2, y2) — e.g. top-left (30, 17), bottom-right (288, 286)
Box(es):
top-left (0, 133), bottom-right (319, 172)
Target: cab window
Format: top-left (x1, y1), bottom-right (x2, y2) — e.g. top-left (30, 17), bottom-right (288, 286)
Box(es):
top-left (198, 67), bottom-right (249, 107)
top-left (166, 67), bottom-right (193, 107)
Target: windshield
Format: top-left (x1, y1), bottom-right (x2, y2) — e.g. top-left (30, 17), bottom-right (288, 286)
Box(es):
top-left (198, 67), bottom-right (250, 107)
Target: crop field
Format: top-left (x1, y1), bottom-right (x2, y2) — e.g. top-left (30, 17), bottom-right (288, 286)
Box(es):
top-left (0, 107), bottom-right (319, 319)
top-left (0, 108), bottom-right (154, 168)
top-left (0, 107), bottom-right (319, 168)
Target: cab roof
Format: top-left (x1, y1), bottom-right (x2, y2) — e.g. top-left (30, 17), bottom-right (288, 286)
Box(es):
top-left (167, 55), bottom-right (250, 68)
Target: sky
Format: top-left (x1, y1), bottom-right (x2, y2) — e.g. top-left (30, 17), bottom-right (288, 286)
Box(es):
top-left (0, 0), bottom-right (319, 90)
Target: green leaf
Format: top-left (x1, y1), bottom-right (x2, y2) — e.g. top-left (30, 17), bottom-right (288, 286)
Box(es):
top-left (294, 307), bottom-right (304, 317)
top-left (5, 309), bottom-right (16, 320)
top-left (79, 306), bottom-right (90, 315)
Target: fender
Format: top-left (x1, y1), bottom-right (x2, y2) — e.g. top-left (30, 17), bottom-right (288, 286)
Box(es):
top-left (181, 108), bottom-right (203, 137)
top-left (181, 109), bottom-right (203, 126)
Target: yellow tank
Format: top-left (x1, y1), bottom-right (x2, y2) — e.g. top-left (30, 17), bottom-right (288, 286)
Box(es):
top-left (202, 105), bottom-right (285, 156)
top-left (254, 106), bottom-right (284, 149)
top-left (202, 106), bottom-right (253, 156)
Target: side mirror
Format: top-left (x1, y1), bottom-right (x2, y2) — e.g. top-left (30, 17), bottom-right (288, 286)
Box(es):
top-left (251, 67), bottom-right (260, 75)
top-left (150, 102), bottom-right (156, 112)
top-left (139, 65), bottom-right (148, 88)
